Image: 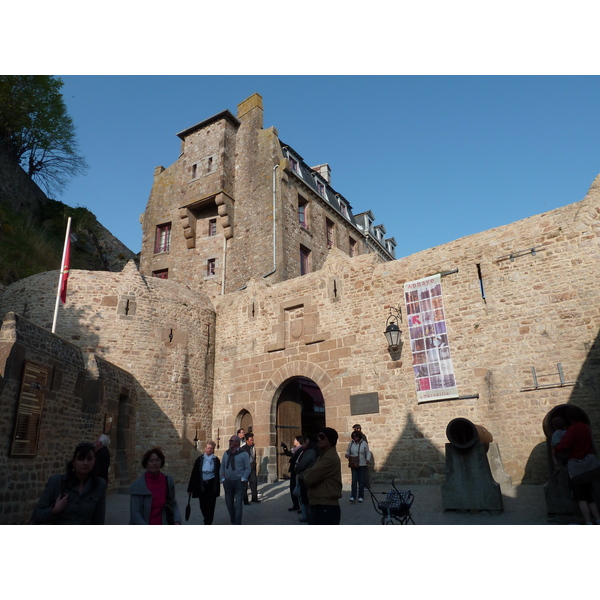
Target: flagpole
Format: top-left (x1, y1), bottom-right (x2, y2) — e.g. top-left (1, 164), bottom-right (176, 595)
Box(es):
top-left (52, 217), bottom-right (72, 334)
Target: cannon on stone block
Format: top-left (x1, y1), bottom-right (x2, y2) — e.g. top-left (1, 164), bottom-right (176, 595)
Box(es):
top-left (441, 417), bottom-right (505, 511)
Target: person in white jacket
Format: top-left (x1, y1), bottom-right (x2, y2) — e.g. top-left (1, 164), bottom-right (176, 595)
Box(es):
top-left (345, 430), bottom-right (372, 502)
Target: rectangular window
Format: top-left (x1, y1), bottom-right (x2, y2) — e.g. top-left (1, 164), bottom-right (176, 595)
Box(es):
top-left (326, 218), bottom-right (335, 248)
top-left (316, 180), bottom-right (325, 196)
top-left (298, 196), bottom-right (308, 229)
top-left (300, 245), bottom-right (311, 275)
top-left (192, 164), bottom-right (197, 178)
top-left (349, 237), bottom-right (357, 257)
top-left (152, 269), bottom-right (168, 279)
top-left (208, 218), bottom-right (217, 237)
top-left (207, 258), bottom-right (216, 276)
top-left (340, 203), bottom-right (348, 218)
top-left (290, 156), bottom-right (299, 174)
top-left (154, 223), bottom-right (171, 254)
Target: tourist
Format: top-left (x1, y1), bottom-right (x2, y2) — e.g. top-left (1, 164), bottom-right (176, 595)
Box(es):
top-left (187, 440), bottom-right (221, 525)
top-left (242, 432), bottom-right (260, 503)
top-left (93, 434), bottom-right (110, 482)
top-left (345, 429), bottom-right (372, 502)
top-left (30, 441), bottom-right (106, 525)
top-left (302, 427), bottom-right (342, 525)
top-left (554, 406), bottom-right (600, 525)
top-left (220, 435), bottom-right (250, 524)
top-left (130, 447), bottom-right (181, 524)
top-left (281, 435), bottom-right (303, 511)
top-left (294, 436), bottom-right (317, 523)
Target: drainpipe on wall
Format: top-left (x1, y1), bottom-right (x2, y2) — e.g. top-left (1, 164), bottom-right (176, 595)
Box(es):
top-left (221, 235), bottom-right (227, 295)
top-left (262, 163), bottom-right (279, 279)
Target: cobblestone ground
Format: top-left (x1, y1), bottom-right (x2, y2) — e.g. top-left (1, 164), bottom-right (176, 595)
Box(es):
top-left (106, 479), bottom-right (555, 525)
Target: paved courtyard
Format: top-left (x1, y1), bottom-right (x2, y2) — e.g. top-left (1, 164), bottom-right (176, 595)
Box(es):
top-left (105, 479), bottom-right (554, 525)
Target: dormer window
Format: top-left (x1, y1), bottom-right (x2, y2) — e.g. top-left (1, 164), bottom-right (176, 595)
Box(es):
top-left (289, 156), bottom-right (300, 174)
top-left (316, 180), bottom-right (325, 196)
top-left (340, 203), bottom-right (348, 218)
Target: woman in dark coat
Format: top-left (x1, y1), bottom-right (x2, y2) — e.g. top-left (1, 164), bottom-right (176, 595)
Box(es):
top-left (187, 440), bottom-right (221, 525)
top-left (31, 442), bottom-right (106, 525)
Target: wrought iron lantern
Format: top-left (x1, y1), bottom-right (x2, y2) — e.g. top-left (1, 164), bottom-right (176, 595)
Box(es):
top-left (384, 307), bottom-right (403, 352)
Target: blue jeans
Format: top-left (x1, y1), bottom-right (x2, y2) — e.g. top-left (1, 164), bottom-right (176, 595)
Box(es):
top-left (351, 466), bottom-right (367, 499)
top-left (223, 479), bottom-right (246, 524)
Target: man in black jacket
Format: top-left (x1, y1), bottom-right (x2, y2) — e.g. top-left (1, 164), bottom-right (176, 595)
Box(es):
top-left (187, 440), bottom-right (221, 525)
top-left (242, 432), bottom-right (260, 503)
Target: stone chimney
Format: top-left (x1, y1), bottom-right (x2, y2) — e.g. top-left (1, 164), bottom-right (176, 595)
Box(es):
top-left (311, 163), bottom-right (331, 183)
top-left (237, 93), bottom-right (263, 129)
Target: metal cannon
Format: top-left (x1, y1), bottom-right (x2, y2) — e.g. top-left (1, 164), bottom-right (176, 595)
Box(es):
top-left (446, 417), bottom-right (493, 450)
top-left (442, 417), bottom-right (504, 511)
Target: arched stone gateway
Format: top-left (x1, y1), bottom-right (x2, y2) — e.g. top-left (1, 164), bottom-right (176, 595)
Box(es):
top-left (275, 377), bottom-right (327, 479)
top-left (259, 361), bottom-right (334, 482)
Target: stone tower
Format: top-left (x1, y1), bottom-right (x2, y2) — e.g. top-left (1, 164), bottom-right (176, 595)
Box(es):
top-left (139, 93), bottom-right (396, 301)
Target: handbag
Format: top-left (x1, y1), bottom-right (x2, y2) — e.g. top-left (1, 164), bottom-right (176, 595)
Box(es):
top-left (165, 476), bottom-right (175, 525)
top-left (566, 453), bottom-right (600, 484)
top-left (348, 440), bottom-right (361, 469)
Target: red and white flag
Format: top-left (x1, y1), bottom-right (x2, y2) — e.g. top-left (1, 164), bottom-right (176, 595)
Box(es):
top-left (59, 233), bottom-right (71, 304)
top-left (52, 217), bottom-right (72, 333)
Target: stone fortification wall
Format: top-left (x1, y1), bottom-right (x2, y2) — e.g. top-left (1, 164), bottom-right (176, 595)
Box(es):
top-left (0, 261), bottom-right (217, 483)
top-left (212, 176), bottom-right (600, 485)
top-left (0, 312), bottom-right (139, 524)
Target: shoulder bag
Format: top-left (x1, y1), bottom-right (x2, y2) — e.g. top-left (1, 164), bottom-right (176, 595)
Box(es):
top-left (348, 441), bottom-right (361, 469)
top-left (567, 453), bottom-right (600, 485)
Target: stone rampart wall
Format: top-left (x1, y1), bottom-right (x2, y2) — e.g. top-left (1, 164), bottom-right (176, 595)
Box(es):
top-left (212, 176), bottom-right (600, 485)
top-left (0, 261), bottom-right (217, 485)
top-left (0, 313), bottom-right (138, 524)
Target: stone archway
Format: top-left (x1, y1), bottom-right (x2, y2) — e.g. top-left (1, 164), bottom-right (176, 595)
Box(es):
top-left (275, 377), bottom-right (327, 479)
top-left (259, 360), bottom-right (334, 482)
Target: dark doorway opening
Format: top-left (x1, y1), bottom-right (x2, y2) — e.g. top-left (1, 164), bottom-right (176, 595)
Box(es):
top-left (276, 377), bottom-right (326, 479)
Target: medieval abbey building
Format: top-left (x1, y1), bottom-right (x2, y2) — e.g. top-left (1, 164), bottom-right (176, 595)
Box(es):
top-left (1, 93), bottom-right (599, 523)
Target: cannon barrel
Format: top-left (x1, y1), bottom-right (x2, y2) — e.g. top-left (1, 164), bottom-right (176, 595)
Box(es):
top-left (446, 417), bottom-right (493, 450)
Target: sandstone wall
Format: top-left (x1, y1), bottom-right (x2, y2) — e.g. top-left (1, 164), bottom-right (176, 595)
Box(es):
top-left (212, 176), bottom-right (600, 485)
top-left (0, 313), bottom-right (138, 524)
top-left (0, 261), bottom-right (217, 484)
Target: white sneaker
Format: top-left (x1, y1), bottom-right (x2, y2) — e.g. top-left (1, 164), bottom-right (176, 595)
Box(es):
top-left (358, 497), bottom-right (364, 502)
top-left (349, 497), bottom-right (355, 502)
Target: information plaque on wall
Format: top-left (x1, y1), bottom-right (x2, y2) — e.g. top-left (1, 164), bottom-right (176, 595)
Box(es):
top-left (10, 361), bottom-right (49, 457)
top-left (350, 392), bottom-right (379, 416)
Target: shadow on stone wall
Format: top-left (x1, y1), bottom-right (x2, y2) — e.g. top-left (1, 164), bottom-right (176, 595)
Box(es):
top-left (524, 327), bottom-right (600, 520)
top-left (373, 413), bottom-right (445, 484)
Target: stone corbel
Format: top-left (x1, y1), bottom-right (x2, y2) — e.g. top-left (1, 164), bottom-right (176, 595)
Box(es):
top-left (215, 192), bottom-right (234, 239)
top-left (179, 207), bottom-right (197, 249)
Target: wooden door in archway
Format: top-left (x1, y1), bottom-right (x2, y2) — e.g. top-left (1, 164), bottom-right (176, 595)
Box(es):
top-left (276, 400), bottom-right (302, 479)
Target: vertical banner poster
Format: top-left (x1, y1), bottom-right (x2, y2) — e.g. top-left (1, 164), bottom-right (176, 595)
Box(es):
top-left (404, 274), bottom-right (458, 403)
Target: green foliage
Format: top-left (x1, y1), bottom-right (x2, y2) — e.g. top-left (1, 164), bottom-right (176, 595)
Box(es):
top-left (0, 199), bottom-right (106, 286)
top-left (0, 75), bottom-right (88, 197)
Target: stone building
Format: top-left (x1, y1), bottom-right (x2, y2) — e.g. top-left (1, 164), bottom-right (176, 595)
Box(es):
top-left (139, 93), bottom-right (395, 301)
top-left (1, 93), bottom-right (599, 523)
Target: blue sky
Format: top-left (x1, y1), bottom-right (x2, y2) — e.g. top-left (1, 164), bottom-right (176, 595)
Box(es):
top-left (58, 75), bottom-right (600, 257)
